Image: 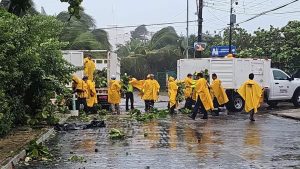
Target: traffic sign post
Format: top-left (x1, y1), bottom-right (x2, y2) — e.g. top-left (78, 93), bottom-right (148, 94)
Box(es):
top-left (210, 46), bottom-right (236, 57)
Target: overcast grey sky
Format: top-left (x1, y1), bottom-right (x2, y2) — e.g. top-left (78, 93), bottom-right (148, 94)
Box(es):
top-left (34, 0), bottom-right (300, 47)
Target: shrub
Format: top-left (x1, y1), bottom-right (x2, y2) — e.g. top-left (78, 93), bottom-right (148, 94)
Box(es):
top-left (0, 9), bottom-right (75, 136)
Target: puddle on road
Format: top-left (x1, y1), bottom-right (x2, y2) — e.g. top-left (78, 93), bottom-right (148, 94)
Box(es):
top-left (16, 111), bottom-right (300, 169)
top-left (242, 122), bottom-right (262, 161)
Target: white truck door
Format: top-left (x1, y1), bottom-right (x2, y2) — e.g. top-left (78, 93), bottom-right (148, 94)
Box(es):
top-left (272, 69), bottom-right (291, 99)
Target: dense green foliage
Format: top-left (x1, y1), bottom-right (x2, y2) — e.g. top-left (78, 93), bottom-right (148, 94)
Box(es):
top-left (237, 21), bottom-right (300, 73)
top-left (0, 0), bottom-right (37, 16)
top-left (131, 25), bottom-right (148, 41)
top-left (57, 11), bottom-right (111, 50)
top-left (0, 0), bottom-right (83, 18)
top-left (119, 26), bottom-right (182, 79)
top-left (0, 9), bottom-right (74, 136)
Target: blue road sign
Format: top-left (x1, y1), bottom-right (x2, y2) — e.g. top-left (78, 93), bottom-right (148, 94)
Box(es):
top-left (210, 46), bottom-right (237, 57)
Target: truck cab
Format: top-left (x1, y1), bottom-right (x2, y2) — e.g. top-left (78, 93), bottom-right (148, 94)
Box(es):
top-left (266, 68), bottom-right (300, 107)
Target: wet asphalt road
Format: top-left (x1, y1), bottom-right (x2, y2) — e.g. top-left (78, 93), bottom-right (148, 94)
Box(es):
top-left (17, 95), bottom-right (300, 169)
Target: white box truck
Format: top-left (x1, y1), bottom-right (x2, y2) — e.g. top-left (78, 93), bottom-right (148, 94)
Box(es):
top-left (177, 58), bottom-right (300, 112)
top-left (62, 50), bottom-right (120, 108)
top-left (62, 50), bottom-right (120, 80)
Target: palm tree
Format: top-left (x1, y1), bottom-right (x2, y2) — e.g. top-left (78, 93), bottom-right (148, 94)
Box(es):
top-left (149, 26), bottom-right (179, 50)
top-left (0, 0), bottom-right (37, 16)
top-left (57, 11), bottom-right (111, 50)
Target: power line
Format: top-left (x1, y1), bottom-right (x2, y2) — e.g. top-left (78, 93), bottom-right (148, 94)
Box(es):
top-left (207, 8), bottom-right (227, 24)
top-left (98, 20), bottom-right (198, 30)
top-left (207, 1), bottom-right (300, 15)
top-left (237, 0), bottom-right (299, 24)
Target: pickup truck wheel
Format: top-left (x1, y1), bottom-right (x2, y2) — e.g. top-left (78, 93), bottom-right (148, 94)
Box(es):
top-left (292, 90), bottom-right (300, 107)
top-left (232, 94), bottom-right (244, 112)
top-left (267, 101), bottom-right (278, 107)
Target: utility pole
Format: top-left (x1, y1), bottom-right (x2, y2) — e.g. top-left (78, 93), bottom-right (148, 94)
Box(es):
top-left (229, 0), bottom-right (237, 54)
top-left (197, 0), bottom-right (203, 58)
top-left (229, 0), bottom-right (233, 54)
top-left (186, 0), bottom-right (189, 59)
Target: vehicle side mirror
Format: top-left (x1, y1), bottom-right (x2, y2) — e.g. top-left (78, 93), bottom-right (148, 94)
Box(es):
top-left (289, 75), bottom-right (294, 81)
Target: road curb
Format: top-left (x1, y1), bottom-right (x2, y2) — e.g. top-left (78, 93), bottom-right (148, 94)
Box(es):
top-left (270, 112), bottom-right (300, 121)
top-left (1, 114), bottom-right (71, 169)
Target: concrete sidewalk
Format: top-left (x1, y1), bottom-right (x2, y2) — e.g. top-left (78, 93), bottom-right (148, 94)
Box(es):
top-left (270, 108), bottom-right (300, 120)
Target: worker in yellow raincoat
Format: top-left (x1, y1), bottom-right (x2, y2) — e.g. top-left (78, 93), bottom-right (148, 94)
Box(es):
top-left (130, 78), bottom-right (144, 91)
top-left (210, 73), bottom-right (229, 116)
top-left (86, 79), bottom-right (98, 114)
top-left (72, 75), bottom-right (89, 113)
top-left (84, 54), bottom-right (96, 81)
top-left (183, 73), bottom-right (194, 110)
top-left (129, 77), bottom-right (145, 99)
top-left (108, 75), bottom-right (121, 114)
top-left (238, 73), bottom-right (263, 121)
top-left (152, 74), bottom-right (160, 102)
top-left (142, 74), bottom-right (160, 112)
top-left (189, 73), bottom-right (214, 120)
top-left (168, 77), bottom-right (178, 114)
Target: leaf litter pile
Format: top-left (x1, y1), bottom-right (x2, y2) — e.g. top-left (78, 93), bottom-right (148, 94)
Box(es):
top-left (109, 128), bottom-right (125, 140)
top-left (129, 108), bottom-right (169, 122)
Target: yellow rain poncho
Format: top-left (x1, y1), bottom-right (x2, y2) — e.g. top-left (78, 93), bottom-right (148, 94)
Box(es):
top-left (86, 80), bottom-right (98, 107)
top-left (194, 78), bottom-right (214, 111)
top-left (142, 79), bottom-right (160, 101)
top-left (72, 75), bottom-right (88, 98)
top-left (108, 80), bottom-right (121, 104)
top-left (129, 78), bottom-right (144, 91)
top-left (84, 59), bottom-right (96, 81)
top-left (153, 80), bottom-right (160, 101)
top-left (238, 80), bottom-right (263, 113)
top-left (184, 77), bottom-right (194, 98)
top-left (210, 79), bottom-right (229, 105)
top-left (168, 77), bottom-right (178, 108)
top-left (84, 58), bottom-right (89, 76)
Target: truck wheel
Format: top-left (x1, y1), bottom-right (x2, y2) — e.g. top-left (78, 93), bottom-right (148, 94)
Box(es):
top-left (292, 90), bottom-right (300, 107)
top-left (267, 101), bottom-right (278, 107)
top-left (232, 94), bottom-right (244, 112)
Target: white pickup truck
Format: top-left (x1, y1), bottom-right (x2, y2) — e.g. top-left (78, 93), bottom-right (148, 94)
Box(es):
top-left (62, 50), bottom-right (120, 109)
top-left (177, 58), bottom-right (300, 112)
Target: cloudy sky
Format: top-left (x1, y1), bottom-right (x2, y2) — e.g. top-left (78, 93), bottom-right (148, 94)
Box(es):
top-left (34, 0), bottom-right (300, 47)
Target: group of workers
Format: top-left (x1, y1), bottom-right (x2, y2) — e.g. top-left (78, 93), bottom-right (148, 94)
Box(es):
top-left (105, 74), bottom-right (160, 114)
top-left (72, 54), bottom-right (97, 114)
top-left (72, 54), bottom-right (263, 121)
top-left (169, 72), bottom-right (263, 121)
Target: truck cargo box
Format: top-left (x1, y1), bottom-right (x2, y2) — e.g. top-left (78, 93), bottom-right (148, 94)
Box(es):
top-left (177, 58), bottom-right (271, 89)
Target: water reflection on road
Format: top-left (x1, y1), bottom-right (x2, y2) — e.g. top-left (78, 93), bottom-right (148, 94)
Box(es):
top-left (17, 111), bottom-right (300, 169)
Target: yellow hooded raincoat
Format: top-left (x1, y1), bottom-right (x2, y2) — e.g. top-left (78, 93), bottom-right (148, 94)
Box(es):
top-left (184, 77), bottom-right (194, 98)
top-left (238, 80), bottom-right (263, 113)
top-left (72, 75), bottom-right (88, 98)
top-left (86, 80), bottom-right (98, 107)
top-left (142, 79), bottom-right (160, 101)
top-left (129, 78), bottom-right (144, 91)
top-left (108, 80), bottom-right (121, 104)
top-left (168, 77), bottom-right (178, 108)
top-left (195, 78), bottom-right (214, 111)
top-left (84, 59), bottom-right (96, 81)
top-left (210, 79), bottom-right (229, 105)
